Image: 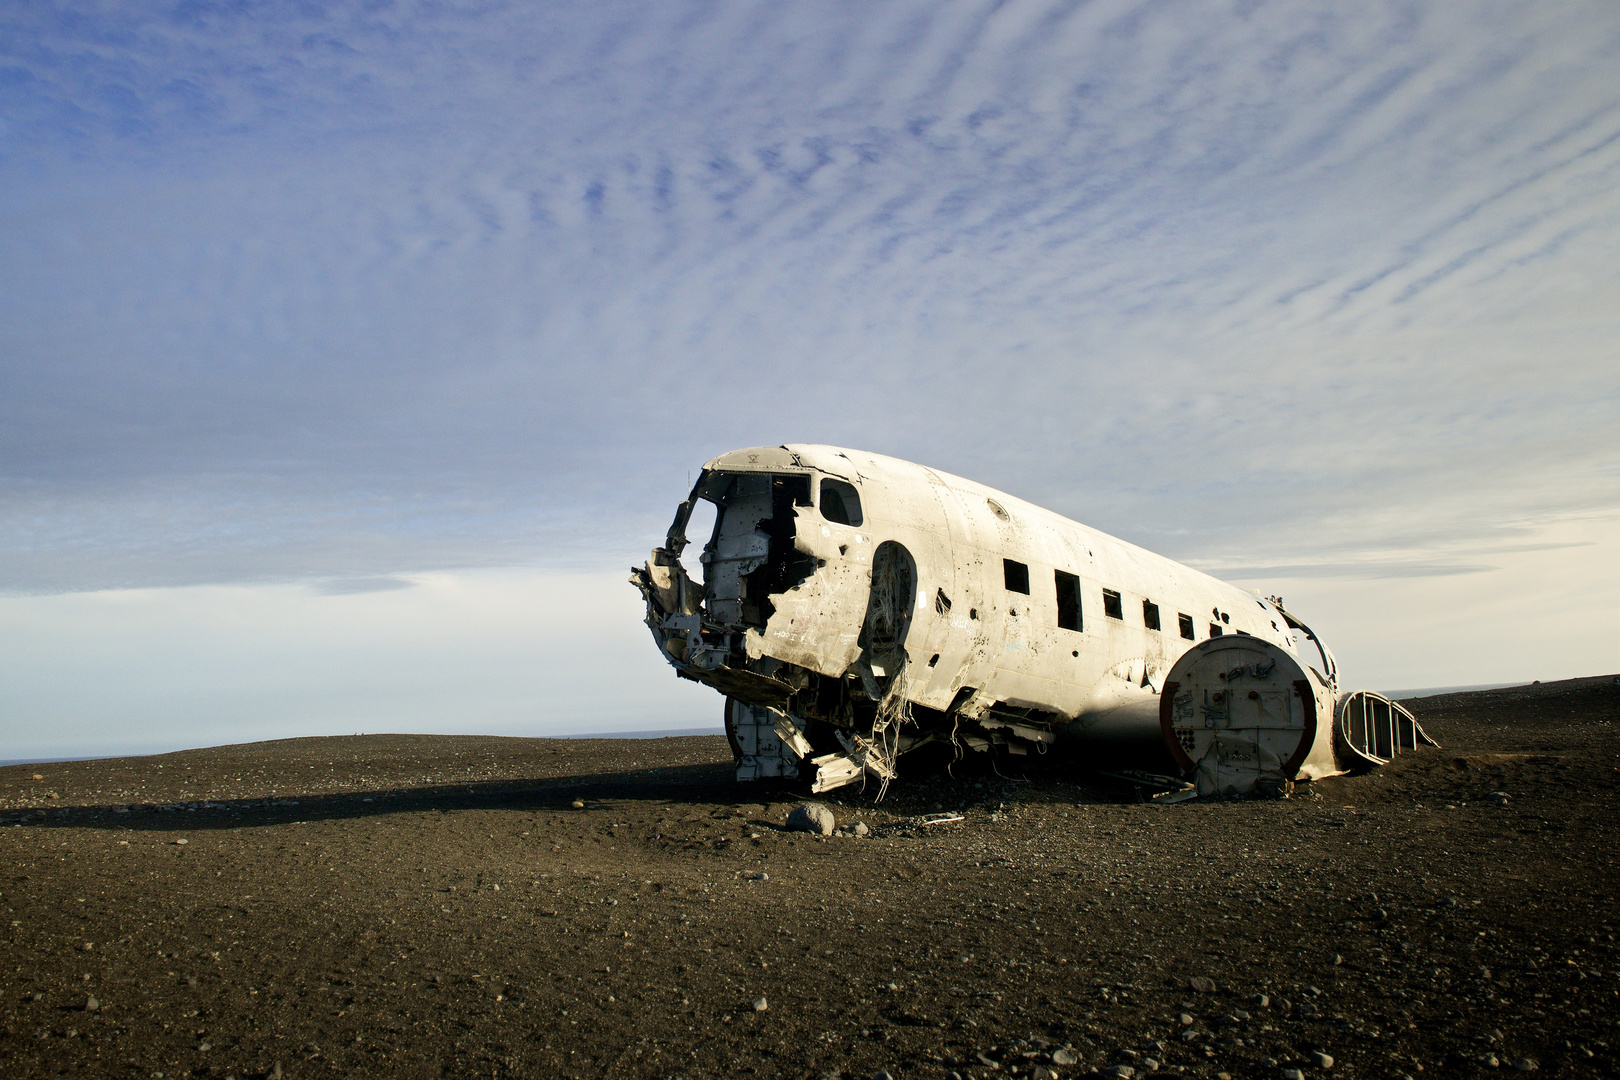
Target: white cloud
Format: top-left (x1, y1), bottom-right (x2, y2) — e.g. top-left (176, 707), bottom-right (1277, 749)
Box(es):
top-left (0, 2), bottom-right (1617, 748)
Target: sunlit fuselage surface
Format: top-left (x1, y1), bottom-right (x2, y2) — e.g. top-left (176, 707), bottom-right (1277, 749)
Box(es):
top-left (631, 445), bottom-right (1427, 796)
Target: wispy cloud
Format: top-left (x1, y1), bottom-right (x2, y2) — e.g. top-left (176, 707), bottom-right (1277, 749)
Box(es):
top-left (1, 0), bottom-right (1617, 594)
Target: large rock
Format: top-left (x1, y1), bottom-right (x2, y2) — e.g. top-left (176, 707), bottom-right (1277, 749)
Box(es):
top-left (786, 804), bottom-right (836, 836)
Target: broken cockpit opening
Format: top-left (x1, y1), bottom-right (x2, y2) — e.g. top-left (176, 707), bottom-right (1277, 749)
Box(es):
top-left (636, 466), bottom-right (838, 686)
top-left (700, 471), bottom-right (817, 631)
top-left (634, 464), bottom-right (940, 794)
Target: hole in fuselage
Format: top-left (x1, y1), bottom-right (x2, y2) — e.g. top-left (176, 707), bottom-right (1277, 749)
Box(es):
top-left (704, 472), bottom-right (816, 631)
top-left (679, 498), bottom-right (718, 586)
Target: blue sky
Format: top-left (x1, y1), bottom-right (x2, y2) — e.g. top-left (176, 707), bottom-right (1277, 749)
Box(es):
top-left (2, 1), bottom-right (1617, 759)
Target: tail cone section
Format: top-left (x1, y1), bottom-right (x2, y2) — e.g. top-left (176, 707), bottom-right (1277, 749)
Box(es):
top-left (1162, 638), bottom-right (1438, 796)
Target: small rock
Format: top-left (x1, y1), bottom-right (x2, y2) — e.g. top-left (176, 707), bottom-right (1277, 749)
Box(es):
top-left (1142, 1059), bottom-right (1160, 1072)
top-left (198, 1042), bottom-right (211, 1052)
top-left (1511, 1059), bottom-right (1538, 1073)
top-left (786, 803), bottom-right (836, 836)
top-left (1051, 1048), bottom-right (1079, 1065)
top-left (1486, 791), bottom-right (1509, 805)
top-left (884, 981), bottom-right (899, 992)
top-left (1311, 1051), bottom-right (1334, 1069)
top-left (752, 996), bottom-right (768, 1012)
top-left (852, 821), bottom-right (870, 837)
top-left (1253, 994), bottom-right (1270, 1008)
top-left (873, 1072), bottom-right (895, 1080)
top-left (744, 871), bottom-right (768, 881)
top-left (1098, 1067), bottom-right (1135, 1080)
top-left (1483, 1054), bottom-right (1500, 1068)
top-left (1332, 953), bottom-right (1343, 965)
top-left (1179, 1013), bottom-right (1195, 1026)
top-left (1033, 1068), bottom-right (1059, 1080)
top-left (81, 942), bottom-right (94, 952)
top-left (1188, 976), bottom-right (1217, 993)
top-left (173, 839), bottom-right (188, 846)
top-left (1281, 1070), bottom-right (1305, 1080)
top-left (84, 996), bottom-right (99, 1011)
top-left (571, 799), bottom-right (585, 809)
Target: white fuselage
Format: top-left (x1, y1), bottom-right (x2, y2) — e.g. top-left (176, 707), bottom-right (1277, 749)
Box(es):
top-left (636, 444), bottom-right (1312, 752)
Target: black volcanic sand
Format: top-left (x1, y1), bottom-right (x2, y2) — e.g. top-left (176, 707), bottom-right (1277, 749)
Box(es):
top-left (2, 677), bottom-right (1616, 1080)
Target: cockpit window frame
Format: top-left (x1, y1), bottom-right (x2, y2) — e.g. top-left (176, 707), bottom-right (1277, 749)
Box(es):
top-left (819, 477), bottom-right (864, 527)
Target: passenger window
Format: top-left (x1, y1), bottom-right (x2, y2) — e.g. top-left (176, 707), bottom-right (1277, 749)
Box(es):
top-left (1178, 613), bottom-right (1195, 640)
top-left (1103, 589), bottom-right (1123, 620)
top-left (819, 479), bottom-right (863, 527)
top-left (1143, 600), bottom-right (1160, 631)
top-left (1055, 570), bottom-right (1082, 631)
top-left (1003, 559), bottom-right (1030, 595)
top-left (1210, 623), bottom-right (1223, 637)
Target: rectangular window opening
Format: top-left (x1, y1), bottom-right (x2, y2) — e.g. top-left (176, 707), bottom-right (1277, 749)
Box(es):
top-left (1178, 613), bottom-right (1195, 641)
top-left (1003, 559), bottom-right (1030, 595)
top-left (818, 478), bottom-right (862, 526)
top-left (775, 474), bottom-right (812, 507)
top-left (1210, 623), bottom-right (1224, 637)
top-left (1055, 570), bottom-right (1082, 631)
top-left (1102, 589), bottom-right (1123, 620)
top-left (1143, 600), bottom-right (1161, 631)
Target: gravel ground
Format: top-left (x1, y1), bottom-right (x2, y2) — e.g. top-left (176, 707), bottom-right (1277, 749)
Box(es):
top-left (2, 675), bottom-right (1616, 1080)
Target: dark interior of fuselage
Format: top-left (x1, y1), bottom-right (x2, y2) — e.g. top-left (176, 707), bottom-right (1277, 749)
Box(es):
top-left (742, 475), bottom-right (817, 628)
top-left (699, 472), bottom-right (817, 631)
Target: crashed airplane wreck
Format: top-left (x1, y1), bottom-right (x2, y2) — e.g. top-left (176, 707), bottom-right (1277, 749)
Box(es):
top-left (631, 445), bottom-right (1435, 798)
